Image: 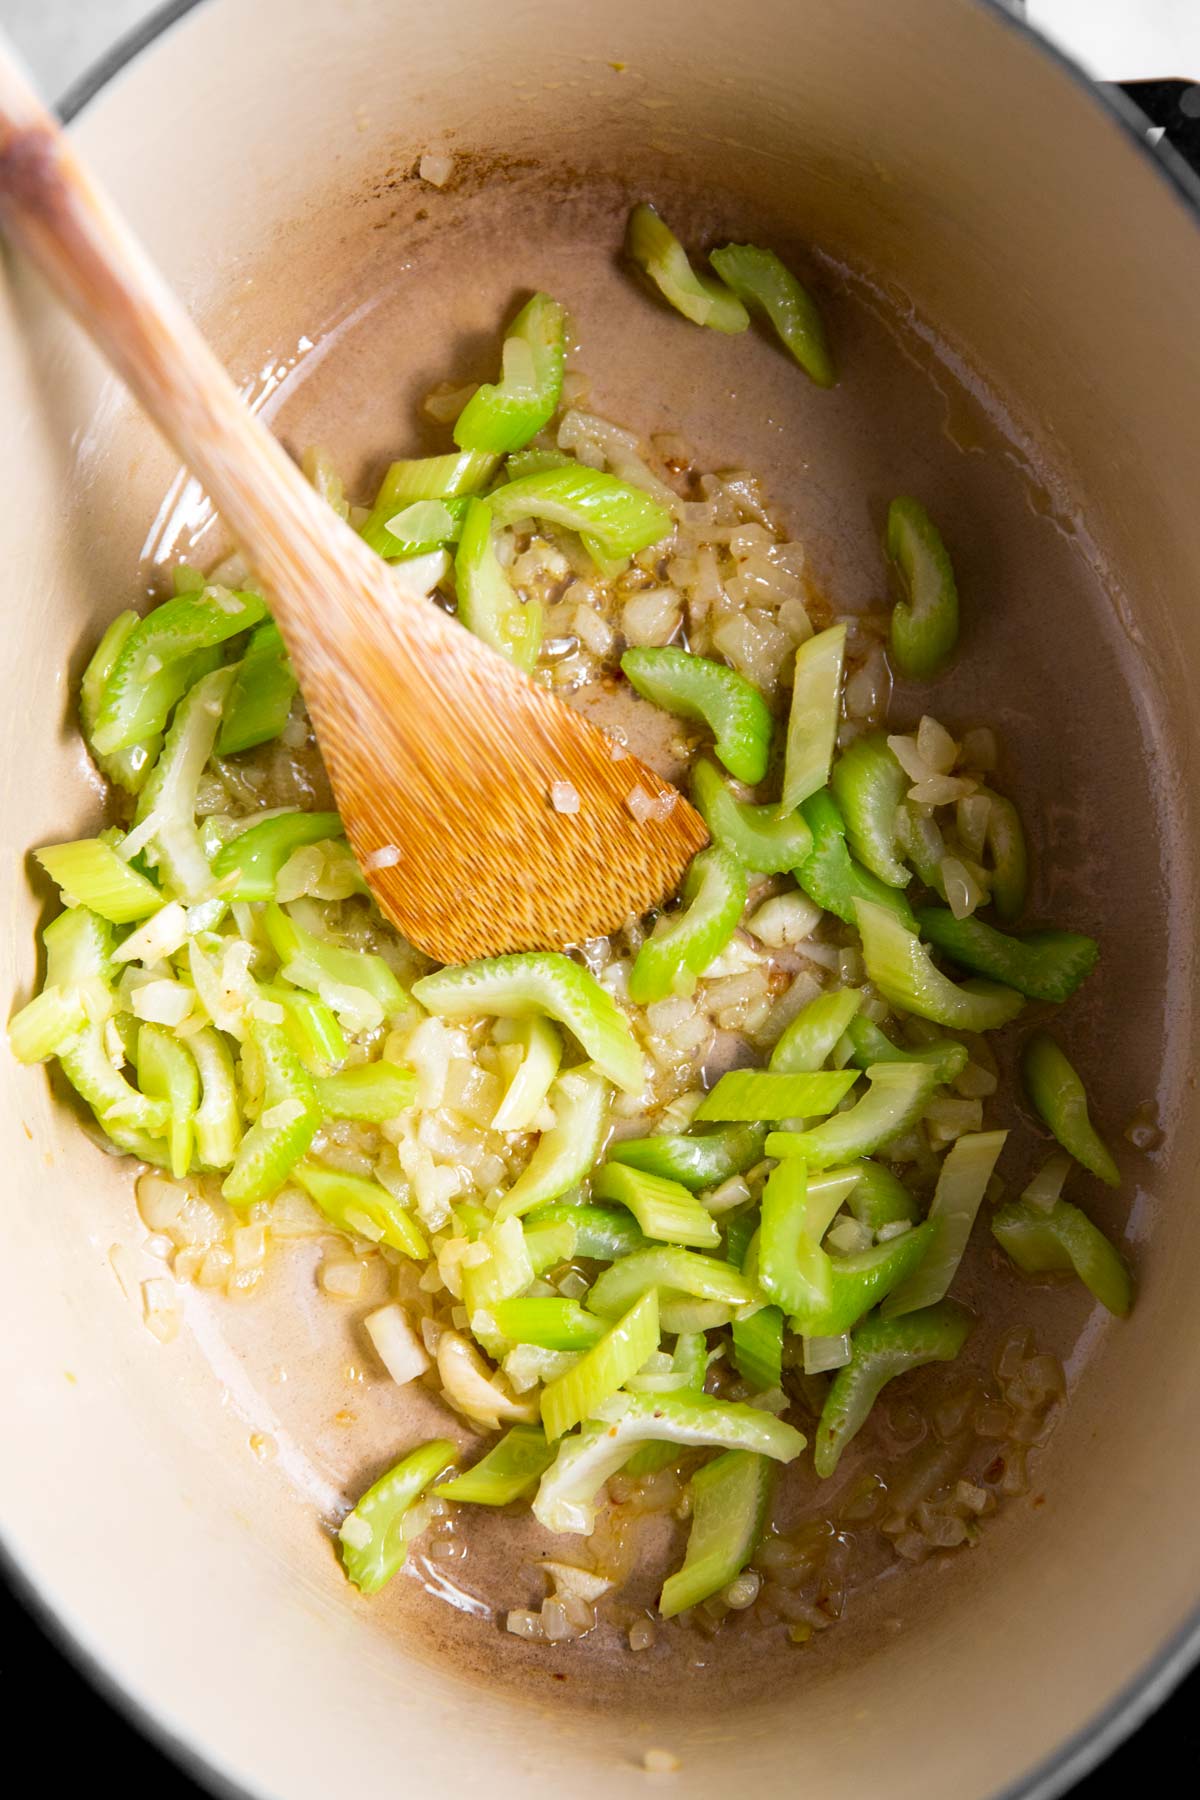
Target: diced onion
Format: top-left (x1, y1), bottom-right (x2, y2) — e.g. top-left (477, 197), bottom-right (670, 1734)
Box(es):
top-left (364, 1303), bottom-right (430, 1386)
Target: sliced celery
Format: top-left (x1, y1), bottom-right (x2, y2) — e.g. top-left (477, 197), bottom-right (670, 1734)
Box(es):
top-left (731, 1306), bottom-right (784, 1392)
top-left (522, 1201), bottom-right (648, 1263)
top-left (489, 465), bottom-right (672, 561)
top-left (217, 621), bottom-right (297, 756)
top-left (541, 1289), bottom-right (661, 1440)
top-left (339, 1439), bottom-right (457, 1593)
top-left (58, 1021), bottom-right (170, 1143)
top-left (262, 985), bottom-right (349, 1074)
top-left (34, 839), bottom-right (162, 924)
top-left (433, 1425), bottom-right (554, 1505)
top-left (412, 952), bottom-right (642, 1095)
top-left (691, 756), bottom-right (812, 873)
top-left (8, 985), bottom-right (87, 1064)
top-left (695, 1068), bottom-right (857, 1123)
top-left (780, 626), bottom-right (846, 813)
top-left (1021, 1032), bottom-right (1119, 1187)
top-left (587, 1245), bottom-right (754, 1321)
top-left (494, 1067), bottom-right (611, 1220)
top-left (628, 845), bottom-right (748, 1006)
top-left (982, 788), bottom-right (1029, 922)
top-left (790, 1225), bottom-right (934, 1338)
top-left (359, 450), bottom-right (497, 557)
top-left (844, 1015), bottom-right (968, 1085)
top-left (917, 908), bottom-right (1099, 1004)
top-left (313, 1061), bottom-right (416, 1123)
top-left (758, 1158), bottom-right (830, 1318)
top-left (659, 1449), bottom-right (774, 1617)
top-left (606, 1122), bottom-right (767, 1192)
top-left (708, 243), bottom-right (834, 384)
top-left (44, 906), bottom-right (114, 1008)
top-left (292, 1161), bottom-right (428, 1259)
top-left (133, 665), bottom-right (238, 902)
top-left (627, 203), bottom-right (749, 332)
top-left (764, 1063), bottom-right (941, 1167)
top-left (454, 496), bottom-right (543, 672)
top-left (453, 293), bottom-right (567, 454)
top-left (843, 1159), bottom-right (921, 1230)
top-left (210, 812), bottom-right (345, 901)
top-left (830, 733), bottom-right (911, 887)
top-left (189, 1025), bottom-right (242, 1168)
top-left (622, 646), bottom-right (773, 785)
top-left (222, 1021), bottom-right (320, 1207)
top-left (885, 497), bottom-right (959, 681)
top-left (491, 1298), bottom-right (607, 1352)
top-left (992, 1197), bottom-right (1132, 1317)
top-left (461, 1216), bottom-right (536, 1355)
top-left (814, 1301), bottom-right (973, 1477)
top-left (265, 902), bottom-right (411, 1032)
top-left (856, 898), bottom-right (1024, 1033)
top-left (491, 1015), bottom-right (562, 1133)
top-left (91, 585), bottom-right (264, 755)
top-left (769, 988), bottom-right (863, 1074)
top-left (137, 1022), bottom-right (199, 1179)
top-left (796, 790), bottom-right (917, 930)
top-left (592, 1162), bottom-right (720, 1248)
top-left (522, 1217), bottom-right (578, 1275)
top-left (80, 609), bottom-right (160, 792)
top-left (882, 1129), bottom-right (1007, 1317)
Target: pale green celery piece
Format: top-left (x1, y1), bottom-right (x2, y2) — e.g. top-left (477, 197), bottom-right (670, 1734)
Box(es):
top-left (91, 586), bottom-right (265, 756)
top-left (522, 1218), bottom-right (579, 1276)
top-left (461, 1216), bottom-right (536, 1356)
top-left (757, 1158), bottom-right (830, 1317)
top-left (261, 985), bottom-right (349, 1075)
top-left (503, 448), bottom-right (574, 479)
top-left (541, 1289), bottom-right (661, 1439)
top-left (882, 1129), bottom-right (1007, 1318)
top-left (605, 1122), bottom-right (768, 1192)
top-left (532, 1390), bottom-right (804, 1535)
top-left (992, 1196), bottom-right (1132, 1317)
top-left (7, 985), bottom-right (87, 1064)
top-left (591, 1162), bottom-right (720, 1248)
top-left (770, 988), bottom-right (863, 1074)
top-left (1021, 1031), bottom-right (1120, 1187)
top-left (490, 1298), bottom-right (607, 1352)
top-left (916, 908), bottom-right (1099, 1005)
top-left (690, 756), bottom-right (812, 873)
top-left (57, 1021), bottom-right (170, 1145)
top-left (830, 733), bottom-right (911, 887)
top-left (34, 839), bottom-right (162, 925)
top-left (494, 1067), bottom-right (611, 1220)
top-left (626, 204), bottom-right (750, 333)
top-left (764, 1062), bottom-right (942, 1167)
top-left (659, 1449), bottom-right (775, 1617)
top-left (209, 812), bottom-right (345, 901)
top-left (265, 902), bottom-right (411, 1032)
top-left (790, 1225), bottom-right (934, 1338)
top-left (844, 1014), bottom-right (968, 1085)
top-left (843, 1159), bottom-right (921, 1230)
top-left (222, 1021), bottom-right (320, 1206)
top-left (628, 846), bottom-right (748, 1006)
top-left (855, 898), bottom-right (1024, 1032)
top-left (489, 464), bottom-right (672, 560)
top-left (453, 497), bottom-right (543, 671)
top-left (796, 789), bottom-right (917, 930)
top-left (780, 626), bottom-right (847, 814)
top-left (895, 801), bottom-right (947, 895)
top-left (586, 1245), bottom-right (754, 1321)
top-left (885, 497), bottom-right (960, 681)
top-left (217, 621), bottom-right (298, 756)
top-left (696, 1068), bottom-right (857, 1123)
top-left (188, 1026), bottom-right (242, 1168)
top-left (982, 788), bottom-right (1029, 922)
top-left (491, 1015), bottom-right (562, 1133)
top-left (433, 1425), bottom-right (554, 1505)
top-left (412, 952), bottom-right (643, 1095)
top-left (313, 1061), bottom-right (416, 1122)
top-left (814, 1300), bottom-right (973, 1477)
top-left (708, 243), bottom-right (835, 385)
top-left (359, 450), bottom-right (498, 557)
top-left (133, 665), bottom-right (238, 902)
top-left (453, 293), bottom-right (567, 455)
top-left (731, 1305), bottom-right (785, 1392)
top-left (80, 609), bottom-right (160, 793)
top-left (339, 1439), bottom-right (457, 1593)
top-left (293, 1161), bottom-right (428, 1259)
top-left (522, 1201), bottom-right (648, 1263)
top-left (137, 1022), bottom-right (199, 1178)
top-left (622, 1332), bottom-right (712, 1475)
top-left (44, 906), bottom-right (114, 1001)
top-left (622, 646), bottom-right (773, 785)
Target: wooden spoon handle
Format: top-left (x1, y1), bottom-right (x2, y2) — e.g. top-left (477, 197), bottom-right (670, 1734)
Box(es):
top-left (0, 38), bottom-right (379, 643)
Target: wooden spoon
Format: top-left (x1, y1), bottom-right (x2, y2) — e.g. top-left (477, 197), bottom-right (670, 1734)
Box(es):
top-left (0, 47), bottom-right (707, 964)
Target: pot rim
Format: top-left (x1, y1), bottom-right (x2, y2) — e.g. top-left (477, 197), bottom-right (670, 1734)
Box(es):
top-left (2, 1), bottom-right (1196, 1795)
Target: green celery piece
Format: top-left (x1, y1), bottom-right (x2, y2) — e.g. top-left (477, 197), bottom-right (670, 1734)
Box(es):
top-left (292, 1161), bottom-right (428, 1259)
top-left (490, 464), bottom-right (672, 561)
top-left (454, 496), bottom-right (542, 672)
top-left (831, 733), bottom-right (911, 888)
top-left (982, 787), bottom-right (1029, 922)
top-left (491, 1015), bottom-right (562, 1133)
top-left (44, 905), bottom-right (114, 999)
top-left (494, 1067), bottom-right (611, 1220)
top-left (532, 1389), bottom-right (804, 1534)
top-left (222, 1021), bottom-right (320, 1206)
top-left (339, 1439), bottom-right (457, 1592)
top-left (622, 646), bottom-right (772, 785)
top-left (843, 1159), bottom-right (921, 1230)
top-left (592, 1162), bottom-right (720, 1248)
top-left (7, 984), bottom-right (87, 1064)
top-left (453, 292), bottom-right (567, 454)
top-left (629, 845), bottom-right (748, 1006)
top-left (791, 1225), bottom-right (935, 1338)
top-left (694, 1068), bottom-right (858, 1123)
top-left (845, 1014), bottom-right (968, 1085)
top-left (781, 626), bottom-right (848, 814)
top-left (313, 1061), bottom-right (416, 1123)
top-left (587, 1245), bottom-right (754, 1321)
top-left (264, 902), bottom-right (411, 1031)
top-left (882, 1129), bottom-right (1007, 1317)
top-left (621, 1332), bottom-right (713, 1477)
top-left (217, 620), bottom-right (297, 756)
top-left (627, 203), bottom-right (749, 333)
top-left (80, 609), bottom-right (160, 793)
top-left (659, 1449), bottom-right (775, 1617)
top-left (34, 839), bottom-right (162, 925)
top-left (856, 898), bottom-right (1024, 1032)
top-left (814, 1301), bottom-right (972, 1477)
top-left (57, 1021), bottom-right (170, 1144)
top-left (359, 450), bottom-right (498, 557)
top-left (917, 908), bottom-right (1099, 1004)
top-left (1021, 1032), bottom-right (1119, 1187)
top-left (522, 1201), bottom-right (648, 1263)
top-left (731, 1306), bottom-right (784, 1392)
top-left (606, 1122), bottom-right (767, 1192)
top-left (261, 985), bottom-right (349, 1074)
top-left (137, 1022), bottom-right (199, 1178)
top-left (133, 664), bottom-right (239, 902)
top-left (491, 1298), bottom-right (607, 1352)
top-left (210, 812), bottom-right (345, 901)
top-left (691, 756), bottom-right (812, 873)
top-left (433, 1425), bottom-right (554, 1505)
top-left (769, 988), bottom-right (863, 1074)
top-left (461, 1215), bottom-right (536, 1356)
top-left (412, 952), bottom-right (643, 1096)
top-left (91, 585), bottom-right (265, 755)
top-left (723, 1208), bottom-right (759, 1272)
top-left (504, 448), bottom-right (573, 479)
top-left (895, 801), bottom-right (947, 894)
top-left (796, 790), bottom-right (917, 930)
top-left (992, 1197), bottom-right (1132, 1317)
top-left (541, 1289), bottom-right (661, 1439)
top-left (757, 1158), bottom-right (831, 1317)
top-left (190, 1026), bottom-right (242, 1168)
top-left (764, 1062), bottom-right (942, 1167)
top-left (885, 497), bottom-right (959, 681)
top-left (708, 243), bottom-right (834, 384)
top-left (518, 1217), bottom-right (576, 1276)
